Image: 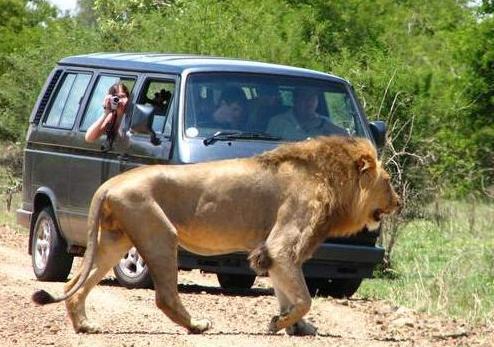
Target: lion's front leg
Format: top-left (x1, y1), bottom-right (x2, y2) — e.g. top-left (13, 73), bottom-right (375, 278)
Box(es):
top-left (268, 263), bottom-right (315, 335)
top-left (273, 286), bottom-right (317, 336)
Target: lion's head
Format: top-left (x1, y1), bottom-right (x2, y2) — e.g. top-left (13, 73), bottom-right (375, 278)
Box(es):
top-left (257, 135), bottom-right (401, 235)
top-left (354, 152), bottom-right (401, 231)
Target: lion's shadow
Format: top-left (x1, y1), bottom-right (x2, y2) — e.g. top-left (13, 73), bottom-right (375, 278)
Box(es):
top-left (99, 278), bottom-right (274, 297)
top-left (178, 283), bottom-right (274, 297)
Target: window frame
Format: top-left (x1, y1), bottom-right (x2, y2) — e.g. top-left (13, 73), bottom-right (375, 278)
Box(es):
top-left (77, 71), bottom-right (138, 132)
top-left (41, 70), bottom-right (93, 130)
top-left (132, 74), bottom-right (179, 140)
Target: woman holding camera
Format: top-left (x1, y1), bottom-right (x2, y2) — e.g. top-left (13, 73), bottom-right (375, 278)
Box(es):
top-left (85, 82), bottom-right (130, 143)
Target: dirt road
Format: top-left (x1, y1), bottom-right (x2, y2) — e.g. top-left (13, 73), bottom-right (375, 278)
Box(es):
top-left (0, 227), bottom-right (491, 346)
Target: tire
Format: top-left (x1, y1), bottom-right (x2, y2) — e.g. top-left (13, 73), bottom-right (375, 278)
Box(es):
top-left (113, 247), bottom-right (153, 289)
top-left (217, 273), bottom-right (256, 290)
top-left (31, 207), bottom-right (74, 281)
top-left (306, 278), bottom-right (363, 299)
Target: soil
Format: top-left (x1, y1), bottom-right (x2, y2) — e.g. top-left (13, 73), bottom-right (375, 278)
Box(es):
top-left (0, 226), bottom-right (492, 347)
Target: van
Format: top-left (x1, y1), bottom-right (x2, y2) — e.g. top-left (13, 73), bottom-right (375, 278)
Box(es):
top-left (17, 53), bottom-right (387, 298)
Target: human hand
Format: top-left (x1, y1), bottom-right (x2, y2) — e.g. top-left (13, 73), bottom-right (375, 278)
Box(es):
top-left (102, 95), bottom-right (112, 113)
top-left (115, 95), bottom-right (128, 117)
top-left (103, 94), bottom-right (128, 118)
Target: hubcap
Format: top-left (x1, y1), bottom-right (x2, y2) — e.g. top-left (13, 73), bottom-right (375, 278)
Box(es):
top-left (118, 247), bottom-right (146, 278)
top-left (34, 218), bottom-right (51, 271)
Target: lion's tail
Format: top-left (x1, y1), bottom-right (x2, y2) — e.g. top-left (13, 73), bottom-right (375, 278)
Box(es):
top-left (32, 188), bottom-right (107, 306)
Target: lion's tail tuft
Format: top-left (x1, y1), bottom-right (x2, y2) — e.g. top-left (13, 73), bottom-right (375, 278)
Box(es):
top-left (248, 242), bottom-right (273, 275)
top-left (32, 290), bottom-right (56, 305)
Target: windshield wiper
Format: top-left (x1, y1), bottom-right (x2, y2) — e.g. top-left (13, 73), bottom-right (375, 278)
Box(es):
top-left (203, 131), bottom-right (281, 146)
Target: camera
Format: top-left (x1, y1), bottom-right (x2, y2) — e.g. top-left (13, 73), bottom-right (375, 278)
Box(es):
top-left (110, 96), bottom-right (120, 110)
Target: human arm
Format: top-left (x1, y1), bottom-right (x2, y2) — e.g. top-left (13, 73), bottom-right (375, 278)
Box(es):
top-left (84, 111), bottom-right (113, 143)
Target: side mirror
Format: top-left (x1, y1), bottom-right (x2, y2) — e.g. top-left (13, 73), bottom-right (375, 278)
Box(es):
top-left (130, 104), bottom-right (161, 145)
top-left (130, 104), bottom-right (154, 134)
top-left (369, 121), bottom-right (386, 149)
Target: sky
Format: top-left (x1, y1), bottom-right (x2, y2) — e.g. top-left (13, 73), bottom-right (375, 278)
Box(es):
top-left (47, 0), bottom-right (78, 14)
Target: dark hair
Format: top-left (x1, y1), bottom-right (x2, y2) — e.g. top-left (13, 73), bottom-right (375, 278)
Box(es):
top-left (108, 82), bottom-right (130, 97)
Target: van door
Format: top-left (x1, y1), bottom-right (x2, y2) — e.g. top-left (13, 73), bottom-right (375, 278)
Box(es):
top-left (68, 73), bottom-right (137, 245)
top-left (119, 75), bottom-right (178, 172)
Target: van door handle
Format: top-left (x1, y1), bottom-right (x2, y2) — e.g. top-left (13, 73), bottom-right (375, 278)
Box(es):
top-left (118, 154), bottom-right (129, 162)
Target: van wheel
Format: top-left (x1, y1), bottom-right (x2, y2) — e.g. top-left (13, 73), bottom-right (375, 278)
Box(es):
top-left (217, 273), bottom-right (256, 290)
top-left (113, 247), bottom-right (153, 289)
top-left (306, 278), bottom-right (362, 298)
top-left (31, 208), bottom-right (74, 281)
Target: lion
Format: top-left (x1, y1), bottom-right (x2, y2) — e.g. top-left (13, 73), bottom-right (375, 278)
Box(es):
top-left (32, 136), bottom-right (400, 336)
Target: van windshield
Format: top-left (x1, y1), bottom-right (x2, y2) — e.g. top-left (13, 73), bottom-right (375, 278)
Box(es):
top-left (184, 73), bottom-right (366, 141)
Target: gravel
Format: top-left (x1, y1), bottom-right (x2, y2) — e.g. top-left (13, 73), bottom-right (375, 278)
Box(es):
top-left (0, 226), bottom-right (491, 346)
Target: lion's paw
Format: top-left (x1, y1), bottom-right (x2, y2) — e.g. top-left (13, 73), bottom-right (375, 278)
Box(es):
top-left (267, 315), bottom-right (282, 334)
top-left (285, 319), bottom-right (318, 336)
top-left (75, 320), bottom-right (101, 334)
top-left (188, 318), bottom-right (211, 334)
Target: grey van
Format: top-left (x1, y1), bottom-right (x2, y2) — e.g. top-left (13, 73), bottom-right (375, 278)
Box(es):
top-left (17, 53), bottom-right (387, 298)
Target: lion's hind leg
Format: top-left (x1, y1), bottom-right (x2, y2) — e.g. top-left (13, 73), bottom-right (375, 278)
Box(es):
top-left (119, 202), bottom-right (211, 334)
top-left (65, 230), bottom-right (132, 333)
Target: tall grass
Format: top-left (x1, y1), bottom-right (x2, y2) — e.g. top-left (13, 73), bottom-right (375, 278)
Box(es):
top-left (361, 200), bottom-right (494, 325)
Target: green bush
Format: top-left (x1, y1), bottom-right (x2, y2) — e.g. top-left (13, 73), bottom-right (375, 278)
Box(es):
top-left (1, 0), bottom-right (492, 197)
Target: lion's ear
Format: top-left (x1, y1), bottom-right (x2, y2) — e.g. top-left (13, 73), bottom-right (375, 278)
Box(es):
top-left (356, 154), bottom-right (376, 174)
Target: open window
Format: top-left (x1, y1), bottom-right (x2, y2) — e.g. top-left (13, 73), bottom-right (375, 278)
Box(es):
top-left (79, 75), bottom-right (136, 131)
top-left (135, 79), bottom-right (175, 138)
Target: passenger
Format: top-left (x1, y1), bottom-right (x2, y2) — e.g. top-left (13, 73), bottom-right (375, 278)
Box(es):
top-left (266, 88), bottom-right (347, 140)
top-left (210, 86), bottom-right (247, 130)
top-left (85, 82), bottom-right (130, 143)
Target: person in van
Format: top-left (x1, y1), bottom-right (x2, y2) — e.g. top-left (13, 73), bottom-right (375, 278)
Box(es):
top-left (209, 86), bottom-right (248, 130)
top-left (85, 82), bottom-right (130, 143)
top-left (266, 88), bottom-right (347, 140)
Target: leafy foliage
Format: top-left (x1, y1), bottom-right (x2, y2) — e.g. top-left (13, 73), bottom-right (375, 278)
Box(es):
top-left (0, 0), bottom-right (492, 197)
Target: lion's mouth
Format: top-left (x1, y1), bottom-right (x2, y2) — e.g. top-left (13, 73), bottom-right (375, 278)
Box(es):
top-left (373, 209), bottom-right (383, 222)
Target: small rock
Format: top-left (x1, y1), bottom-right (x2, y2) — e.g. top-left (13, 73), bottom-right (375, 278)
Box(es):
top-left (49, 326), bottom-right (60, 333)
top-left (394, 306), bottom-right (411, 316)
top-left (335, 299), bottom-right (349, 306)
top-left (390, 317), bottom-right (415, 328)
top-left (374, 305), bottom-right (394, 315)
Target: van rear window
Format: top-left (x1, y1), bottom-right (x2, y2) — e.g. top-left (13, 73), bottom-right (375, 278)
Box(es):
top-left (43, 72), bottom-right (91, 129)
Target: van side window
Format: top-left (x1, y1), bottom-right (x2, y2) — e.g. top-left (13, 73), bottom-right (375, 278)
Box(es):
top-left (43, 72), bottom-right (91, 129)
top-left (137, 80), bottom-right (175, 137)
top-left (80, 75), bottom-right (135, 131)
